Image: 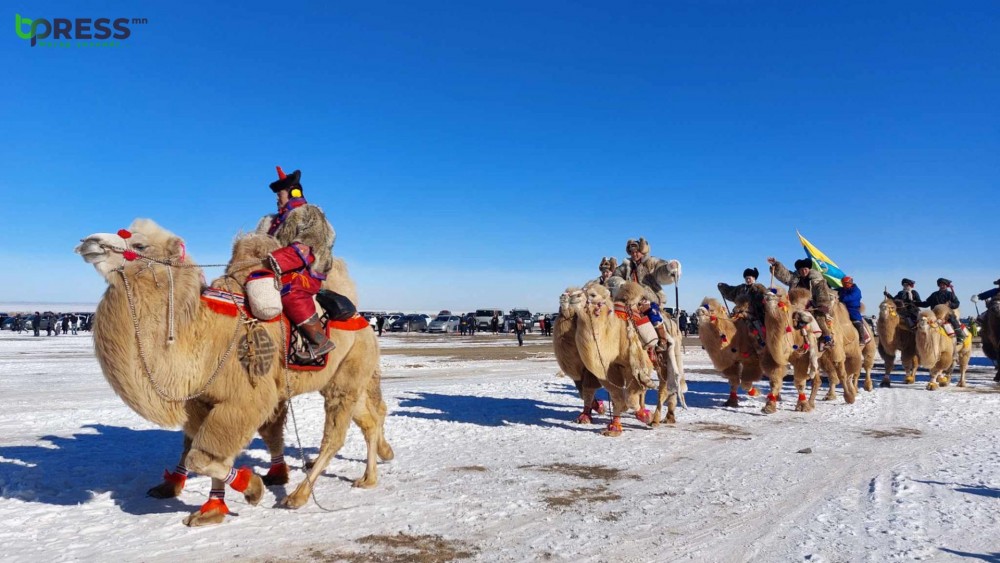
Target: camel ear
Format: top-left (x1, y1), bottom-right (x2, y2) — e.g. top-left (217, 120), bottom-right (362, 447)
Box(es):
top-left (167, 237), bottom-right (187, 262)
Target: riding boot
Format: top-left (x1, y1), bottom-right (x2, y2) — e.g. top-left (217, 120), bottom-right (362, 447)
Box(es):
top-left (654, 323), bottom-right (670, 351)
top-left (294, 314), bottom-right (336, 363)
top-left (852, 320), bottom-right (871, 345)
top-left (817, 313), bottom-right (834, 351)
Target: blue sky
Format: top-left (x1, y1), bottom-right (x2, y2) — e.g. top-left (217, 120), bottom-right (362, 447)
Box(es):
top-left (3, 1), bottom-right (997, 314)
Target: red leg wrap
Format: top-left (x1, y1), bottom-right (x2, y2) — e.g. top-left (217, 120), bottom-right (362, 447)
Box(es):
top-left (592, 399), bottom-right (606, 414)
top-left (266, 463), bottom-right (288, 479)
top-left (729, 391), bottom-right (739, 400)
top-left (199, 498), bottom-right (229, 515)
top-left (748, 387), bottom-right (758, 397)
top-left (636, 408), bottom-right (652, 424)
top-left (575, 412), bottom-right (592, 424)
top-left (798, 393), bottom-right (807, 402)
top-left (766, 393), bottom-right (777, 402)
top-left (229, 467), bottom-right (253, 493)
top-left (162, 469), bottom-right (187, 487)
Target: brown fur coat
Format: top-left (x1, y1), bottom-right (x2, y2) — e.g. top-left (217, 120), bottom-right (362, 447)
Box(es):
top-left (256, 204), bottom-right (336, 276)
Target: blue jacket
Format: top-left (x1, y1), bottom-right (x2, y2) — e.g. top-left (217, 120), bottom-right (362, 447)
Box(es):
top-left (837, 285), bottom-right (863, 322)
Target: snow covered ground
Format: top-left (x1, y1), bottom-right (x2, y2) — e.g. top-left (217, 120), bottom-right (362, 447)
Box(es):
top-left (1, 330), bottom-right (998, 562)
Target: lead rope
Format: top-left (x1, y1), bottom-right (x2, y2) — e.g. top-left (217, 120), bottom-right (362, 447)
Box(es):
top-left (116, 262), bottom-right (241, 402)
top-left (279, 312), bottom-right (336, 512)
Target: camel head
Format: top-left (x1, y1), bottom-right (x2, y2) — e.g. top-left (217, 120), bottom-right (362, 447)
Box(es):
top-left (915, 310), bottom-right (938, 334)
top-left (879, 297), bottom-right (898, 319)
top-left (696, 298), bottom-right (728, 325)
top-left (761, 287), bottom-right (789, 316)
top-left (559, 287), bottom-right (584, 319)
top-left (581, 281), bottom-right (613, 309)
top-left (76, 218), bottom-right (188, 282)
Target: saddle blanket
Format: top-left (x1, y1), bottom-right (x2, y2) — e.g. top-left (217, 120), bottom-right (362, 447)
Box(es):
top-left (200, 287), bottom-right (369, 331)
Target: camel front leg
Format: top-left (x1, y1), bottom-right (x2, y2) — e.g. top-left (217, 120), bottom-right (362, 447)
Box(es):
top-left (762, 369), bottom-right (782, 414)
top-left (284, 388), bottom-right (361, 508)
top-left (793, 362), bottom-right (814, 413)
top-left (257, 402), bottom-right (292, 486)
top-left (575, 371), bottom-right (603, 424)
top-left (147, 433), bottom-right (193, 499)
top-left (600, 382), bottom-right (629, 437)
top-left (723, 367), bottom-right (741, 408)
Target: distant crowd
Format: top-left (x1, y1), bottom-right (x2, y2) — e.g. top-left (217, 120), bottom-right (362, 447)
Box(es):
top-left (1, 312), bottom-right (93, 337)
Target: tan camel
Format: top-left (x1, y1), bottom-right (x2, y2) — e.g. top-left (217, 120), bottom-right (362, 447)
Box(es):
top-left (552, 287), bottom-right (608, 424)
top-left (695, 298), bottom-right (763, 407)
top-left (981, 298), bottom-right (1000, 382)
top-left (876, 297), bottom-right (920, 387)
top-left (570, 281), bottom-right (658, 436)
top-left (759, 288), bottom-right (823, 413)
top-left (146, 232), bottom-right (375, 497)
top-left (915, 306), bottom-right (972, 390)
top-left (76, 219), bottom-right (391, 526)
top-left (783, 289), bottom-right (861, 405)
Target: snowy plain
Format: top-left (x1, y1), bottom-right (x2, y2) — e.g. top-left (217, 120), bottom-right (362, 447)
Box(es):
top-left (1, 330), bottom-right (999, 562)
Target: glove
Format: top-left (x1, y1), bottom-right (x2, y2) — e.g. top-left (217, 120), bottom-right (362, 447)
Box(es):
top-left (971, 294), bottom-right (979, 303)
top-left (883, 291), bottom-right (892, 299)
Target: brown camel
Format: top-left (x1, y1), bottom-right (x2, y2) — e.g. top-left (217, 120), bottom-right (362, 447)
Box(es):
top-left (980, 297), bottom-right (1000, 382)
top-left (759, 288), bottom-right (823, 413)
top-left (570, 281), bottom-right (658, 436)
top-left (695, 298), bottom-right (763, 408)
top-left (76, 219), bottom-right (391, 526)
top-left (876, 297), bottom-right (920, 387)
top-left (552, 287), bottom-right (608, 424)
top-left (915, 306), bottom-right (972, 390)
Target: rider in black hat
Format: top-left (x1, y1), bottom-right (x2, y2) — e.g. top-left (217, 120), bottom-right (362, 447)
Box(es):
top-left (972, 279), bottom-right (1000, 304)
top-left (717, 267), bottom-right (768, 343)
top-left (884, 278), bottom-right (921, 328)
top-left (766, 256), bottom-right (835, 348)
top-left (918, 278), bottom-right (965, 343)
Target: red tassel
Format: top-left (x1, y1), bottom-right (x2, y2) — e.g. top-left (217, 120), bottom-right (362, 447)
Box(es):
top-left (786, 326), bottom-right (792, 333)
top-left (122, 250), bottom-right (138, 261)
top-left (802, 343), bottom-right (810, 350)
top-left (710, 316), bottom-right (717, 322)
top-left (742, 352), bottom-right (750, 358)
top-left (275, 165), bottom-right (287, 179)
top-left (117, 229), bottom-right (132, 239)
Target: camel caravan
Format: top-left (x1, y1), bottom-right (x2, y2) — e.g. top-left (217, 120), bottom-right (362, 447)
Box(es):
top-left (75, 168), bottom-right (393, 526)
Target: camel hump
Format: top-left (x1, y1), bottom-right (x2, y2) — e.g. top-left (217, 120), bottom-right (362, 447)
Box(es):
top-left (316, 290), bottom-right (357, 321)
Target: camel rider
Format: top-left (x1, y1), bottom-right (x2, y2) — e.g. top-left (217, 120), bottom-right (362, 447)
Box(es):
top-left (595, 257), bottom-right (618, 287)
top-left (767, 257), bottom-right (836, 349)
top-left (717, 267), bottom-right (768, 342)
top-left (609, 237), bottom-right (682, 351)
top-left (918, 278), bottom-right (967, 344)
top-left (883, 278), bottom-right (920, 328)
top-left (836, 276), bottom-right (871, 344)
top-left (971, 279), bottom-right (1000, 325)
top-left (257, 167), bottom-right (338, 363)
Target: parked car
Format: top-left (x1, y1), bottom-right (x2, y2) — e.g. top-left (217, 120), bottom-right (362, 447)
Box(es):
top-left (384, 312), bottom-right (404, 326)
top-left (504, 308), bottom-right (533, 333)
top-left (427, 315), bottom-right (461, 333)
top-left (389, 314), bottom-right (428, 333)
top-left (474, 308), bottom-right (503, 331)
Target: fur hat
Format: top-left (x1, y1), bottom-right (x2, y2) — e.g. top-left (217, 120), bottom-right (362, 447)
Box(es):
top-left (994, 279), bottom-right (1000, 286)
top-left (936, 278), bottom-right (952, 286)
top-left (901, 278), bottom-right (915, 286)
top-left (625, 237), bottom-right (650, 255)
top-left (742, 267), bottom-right (759, 280)
top-left (269, 166), bottom-right (303, 195)
top-left (793, 258), bottom-right (812, 270)
top-left (599, 256), bottom-right (618, 273)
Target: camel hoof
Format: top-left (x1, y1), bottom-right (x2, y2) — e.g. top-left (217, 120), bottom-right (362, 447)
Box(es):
top-left (281, 486), bottom-right (311, 509)
top-left (243, 474), bottom-right (265, 506)
top-left (794, 401), bottom-right (814, 413)
top-left (724, 398), bottom-right (740, 408)
top-left (575, 413), bottom-right (593, 424)
top-left (864, 381), bottom-right (873, 392)
top-left (183, 501), bottom-right (228, 527)
top-left (635, 408), bottom-right (653, 425)
top-left (904, 376), bottom-right (916, 385)
top-left (762, 400), bottom-right (777, 414)
top-left (958, 380), bottom-right (966, 388)
top-left (879, 378), bottom-right (891, 388)
top-left (937, 377), bottom-right (950, 387)
top-left (303, 458), bottom-right (316, 470)
top-left (926, 382), bottom-right (938, 391)
top-left (353, 475), bottom-right (377, 489)
top-left (147, 480), bottom-right (184, 499)
top-left (601, 429), bottom-right (623, 437)
top-left (665, 412), bottom-right (676, 424)
top-left (844, 394), bottom-right (856, 405)
top-left (821, 394), bottom-right (835, 402)
top-left (262, 464), bottom-right (289, 487)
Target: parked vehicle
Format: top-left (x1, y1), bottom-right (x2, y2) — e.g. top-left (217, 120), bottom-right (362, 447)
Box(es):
top-left (504, 308), bottom-right (532, 333)
top-left (389, 314), bottom-right (428, 333)
top-left (427, 315), bottom-right (461, 333)
top-left (473, 308), bottom-right (503, 331)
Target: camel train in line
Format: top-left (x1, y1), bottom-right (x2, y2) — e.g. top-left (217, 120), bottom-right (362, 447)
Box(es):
top-left (77, 219), bottom-right (393, 526)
